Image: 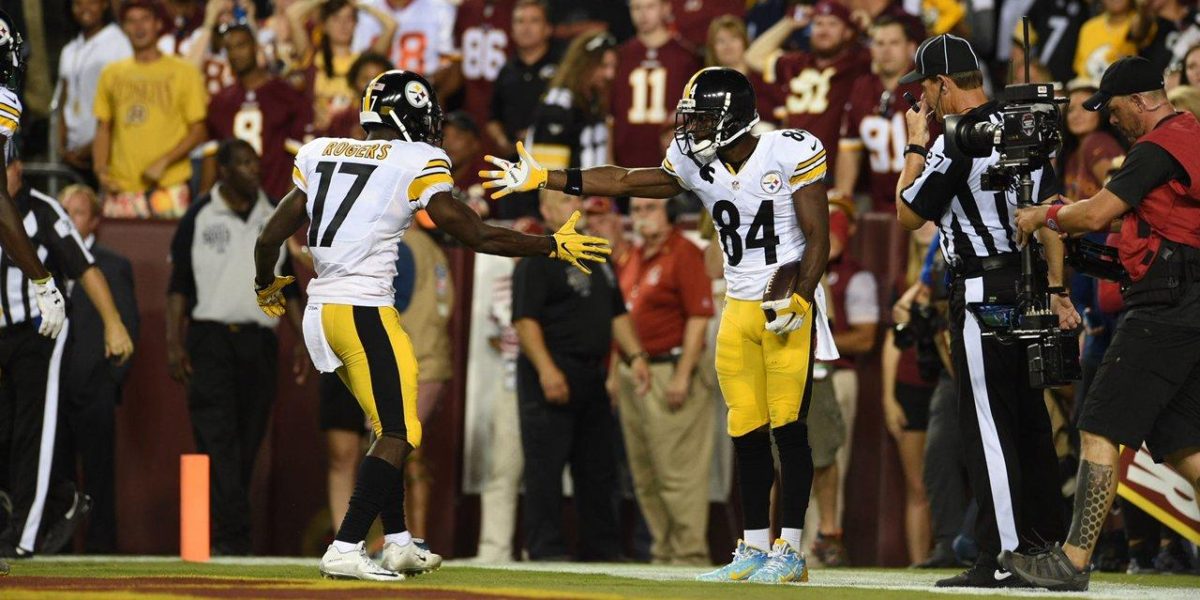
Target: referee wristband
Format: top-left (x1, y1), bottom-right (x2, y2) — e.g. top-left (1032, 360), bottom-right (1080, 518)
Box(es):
top-left (1045, 203), bottom-right (1064, 232)
top-left (564, 168), bottom-right (584, 196)
top-left (904, 144), bottom-right (928, 158)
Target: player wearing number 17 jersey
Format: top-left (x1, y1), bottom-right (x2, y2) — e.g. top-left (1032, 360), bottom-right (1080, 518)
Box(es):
top-left (480, 66), bottom-right (840, 584)
top-left (252, 70), bottom-right (611, 582)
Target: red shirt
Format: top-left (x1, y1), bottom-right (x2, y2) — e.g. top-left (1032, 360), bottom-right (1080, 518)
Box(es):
top-left (611, 36), bottom-right (700, 168)
top-left (748, 68), bottom-right (784, 128)
top-left (206, 77), bottom-right (313, 199)
top-left (670, 0), bottom-right (745, 49)
top-left (841, 74), bottom-right (925, 212)
top-left (618, 230), bottom-right (714, 355)
top-left (1064, 131), bottom-right (1122, 201)
top-left (767, 45), bottom-right (870, 172)
top-left (454, 0), bottom-right (515, 135)
top-left (891, 277), bottom-right (935, 387)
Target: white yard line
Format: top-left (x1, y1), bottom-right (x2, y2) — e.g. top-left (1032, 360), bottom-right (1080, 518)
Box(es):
top-left (31, 556), bottom-right (1199, 599)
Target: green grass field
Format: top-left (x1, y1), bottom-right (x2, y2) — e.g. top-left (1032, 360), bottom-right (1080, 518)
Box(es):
top-left (2, 557), bottom-right (1199, 599)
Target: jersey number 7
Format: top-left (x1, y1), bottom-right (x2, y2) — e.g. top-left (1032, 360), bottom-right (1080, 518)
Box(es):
top-left (309, 161), bottom-right (379, 247)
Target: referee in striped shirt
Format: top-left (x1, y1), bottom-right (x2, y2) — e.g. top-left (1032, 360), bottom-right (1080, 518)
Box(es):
top-left (894, 34), bottom-right (1081, 588)
top-left (0, 141), bottom-right (134, 559)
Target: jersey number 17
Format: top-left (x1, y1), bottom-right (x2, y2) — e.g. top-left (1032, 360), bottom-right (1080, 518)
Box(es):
top-left (308, 161), bottom-right (379, 247)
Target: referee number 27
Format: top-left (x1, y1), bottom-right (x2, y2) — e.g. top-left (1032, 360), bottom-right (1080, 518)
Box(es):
top-left (713, 200), bottom-right (779, 266)
top-left (308, 161), bottom-right (378, 247)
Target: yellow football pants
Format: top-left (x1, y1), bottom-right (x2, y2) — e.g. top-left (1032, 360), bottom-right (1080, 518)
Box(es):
top-left (320, 304), bottom-right (423, 447)
top-left (715, 297), bottom-right (815, 437)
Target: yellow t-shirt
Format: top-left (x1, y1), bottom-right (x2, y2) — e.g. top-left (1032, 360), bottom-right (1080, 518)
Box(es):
top-left (313, 53), bottom-right (357, 132)
top-left (1075, 15), bottom-right (1138, 82)
top-left (94, 54), bottom-right (208, 192)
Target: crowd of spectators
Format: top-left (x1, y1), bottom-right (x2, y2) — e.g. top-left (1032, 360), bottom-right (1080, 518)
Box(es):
top-left (3, 0), bottom-right (1199, 572)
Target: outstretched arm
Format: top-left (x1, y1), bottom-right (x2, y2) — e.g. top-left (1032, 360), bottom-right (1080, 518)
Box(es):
top-left (0, 137), bottom-right (50, 280)
top-left (425, 190), bottom-right (555, 256)
top-left (255, 187), bottom-right (309, 288)
top-left (480, 141), bottom-right (683, 200)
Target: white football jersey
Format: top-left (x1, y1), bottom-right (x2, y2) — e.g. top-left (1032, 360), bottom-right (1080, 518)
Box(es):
top-left (662, 129), bottom-right (827, 300)
top-left (0, 87), bottom-right (21, 161)
top-left (292, 137), bottom-right (453, 306)
top-left (352, 0), bottom-right (456, 76)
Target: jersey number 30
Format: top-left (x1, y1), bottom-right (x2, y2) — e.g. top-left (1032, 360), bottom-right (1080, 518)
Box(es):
top-left (309, 161), bottom-right (378, 247)
top-left (713, 199), bottom-right (780, 267)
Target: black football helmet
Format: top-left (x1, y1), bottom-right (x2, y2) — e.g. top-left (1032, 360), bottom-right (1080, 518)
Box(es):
top-left (0, 10), bottom-right (25, 92)
top-left (359, 70), bottom-right (443, 144)
top-left (674, 67), bottom-right (759, 166)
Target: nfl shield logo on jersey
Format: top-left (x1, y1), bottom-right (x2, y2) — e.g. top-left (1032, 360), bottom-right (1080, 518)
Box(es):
top-left (761, 171), bottom-right (783, 194)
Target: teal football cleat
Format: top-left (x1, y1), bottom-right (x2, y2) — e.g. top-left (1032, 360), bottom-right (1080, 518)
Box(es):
top-left (747, 539), bottom-right (809, 584)
top-left (696, 540), bottom-right (769, 582)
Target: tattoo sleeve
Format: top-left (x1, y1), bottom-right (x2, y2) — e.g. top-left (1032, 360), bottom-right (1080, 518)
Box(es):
top-left (1066, 460), bottom-right (1116, 551)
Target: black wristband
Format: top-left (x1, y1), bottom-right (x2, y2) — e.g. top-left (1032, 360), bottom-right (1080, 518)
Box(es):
top-left (564, 168), bottom-right (584, 196)
top-left (904, 144), bottom-right (928, 158)
top-left (1047, 286), bottom-right (1069, 297)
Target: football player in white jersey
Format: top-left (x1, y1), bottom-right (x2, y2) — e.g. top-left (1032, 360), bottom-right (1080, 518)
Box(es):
top-left (252, 70), bottom-right (610, 581)
top-left (0, 10), bottom-right (66, 339)
top-left (482, 66), bottom-right (840, 584)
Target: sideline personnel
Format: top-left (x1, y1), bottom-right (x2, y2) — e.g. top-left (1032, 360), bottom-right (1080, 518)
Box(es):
top-left (894, 34), bottom-right (1080, 588)
top-left (1004, 55), bottom-right (1200, 592)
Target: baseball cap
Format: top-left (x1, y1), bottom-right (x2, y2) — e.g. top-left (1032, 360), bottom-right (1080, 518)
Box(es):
top-left (1083, 56), bottom-right (1164, 111)
top-left (812, 1), bottom-right (856, 32)
top-left (899, 34), bottom-right (981, 84)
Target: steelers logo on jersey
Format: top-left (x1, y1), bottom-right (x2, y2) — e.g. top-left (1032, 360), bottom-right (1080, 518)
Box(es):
top-left (761, 171), bottom-right (783, 194)
top-left (405, 80), bottom-right (430, 108)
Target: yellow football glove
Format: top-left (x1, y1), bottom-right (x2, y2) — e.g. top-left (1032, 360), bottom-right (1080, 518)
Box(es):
top-left (550, 211), bottom-right (611, 274)
top-left (479, 141), bottom-right (548, 199)
top-left (762, 293), bottom-right (812, 335)
top-left (255, 275), bottom-right (295, 318)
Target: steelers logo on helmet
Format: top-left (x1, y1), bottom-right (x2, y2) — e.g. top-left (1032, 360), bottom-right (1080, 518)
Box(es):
top-left (405, 80), bottom-right (430, 108)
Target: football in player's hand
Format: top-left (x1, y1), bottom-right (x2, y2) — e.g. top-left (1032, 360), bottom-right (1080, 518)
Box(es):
top-left (762, 260), bottom-right (802, 321)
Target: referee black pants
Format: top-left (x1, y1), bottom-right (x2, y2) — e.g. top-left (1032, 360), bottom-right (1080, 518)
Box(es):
top-left (186, 321), bottom-right (277, 555)
top-left (949, 270), bottom-right (1066, 566)
top-left (0, 321), bottom-right (74, 555)
top-left (517, 354), bottom-right (621, 561)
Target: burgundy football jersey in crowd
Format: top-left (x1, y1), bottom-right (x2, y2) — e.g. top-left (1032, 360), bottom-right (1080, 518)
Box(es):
top-left (454, 0), bottom-right (515, 133)
top-left (747, 68), bottom-right (784, 127)
top-left (611, 36), bottom-right (700, 168)
top-left (206, 77), bottom-right (313, 199)
top-left (669, 0), bottom-right (745, 49)
top-left (766, 44), bottom-right (870, 173)
top-left (840, 74), bottom-right (925, 212)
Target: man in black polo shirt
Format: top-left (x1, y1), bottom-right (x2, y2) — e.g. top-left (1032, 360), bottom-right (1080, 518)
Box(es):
top-left (513, 190), bottom-right (649, 561)
top-left (167, 139), bottom-right (307, 555)
top-left (486, 0), bottom-right (561, 219)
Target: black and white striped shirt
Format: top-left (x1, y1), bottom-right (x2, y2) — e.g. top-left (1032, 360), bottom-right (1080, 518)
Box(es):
top-left (900, 101), bottom-right (1059, 264)
top-left (0, 187), bottom-right (95, 327)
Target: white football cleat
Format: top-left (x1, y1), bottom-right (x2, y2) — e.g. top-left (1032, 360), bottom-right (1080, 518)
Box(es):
top-left (319, 542), bottom-right (404, 581)
top-left (380, 538), bottom-right (443, 576)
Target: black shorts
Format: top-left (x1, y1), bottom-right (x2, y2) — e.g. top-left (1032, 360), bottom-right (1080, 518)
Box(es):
top-left (1078, 315), bottom-right (1200, 462)
top-left (319, 372), bottom-right (367, 433)
top-left (895, 382), bottom-right (933, 431)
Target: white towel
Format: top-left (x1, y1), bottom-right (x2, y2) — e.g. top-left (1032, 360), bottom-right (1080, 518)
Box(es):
top-left (303, 303), bottom-right (344, 373)
top-left (811, 284), bottom-right (840, 361)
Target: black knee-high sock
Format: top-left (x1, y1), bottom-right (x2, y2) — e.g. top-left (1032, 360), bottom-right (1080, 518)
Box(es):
top-left (772, 420), bottom-right (814, 530)
top-left (335, 456), bottom-right (401, 544)
top-left (379, 460), bottom-right (407, 535)
top-left (733, 428), bottom-right (775, 531)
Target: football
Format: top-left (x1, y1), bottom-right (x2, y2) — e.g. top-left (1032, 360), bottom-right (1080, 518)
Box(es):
top-left (762, 260), bottom-right (803, 321)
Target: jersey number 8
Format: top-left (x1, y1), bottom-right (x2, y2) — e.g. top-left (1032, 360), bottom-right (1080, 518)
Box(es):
top-left (713, 199), bottom-right (780, 267)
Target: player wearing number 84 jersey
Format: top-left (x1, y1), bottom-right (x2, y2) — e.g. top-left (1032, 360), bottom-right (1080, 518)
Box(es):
top-left (254, 70), bottom-right (611, 581)
top-left (479, 66), bottom-right (839, 583)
